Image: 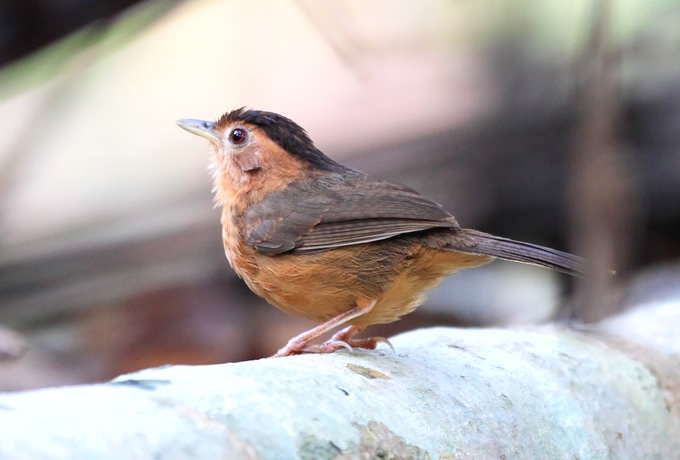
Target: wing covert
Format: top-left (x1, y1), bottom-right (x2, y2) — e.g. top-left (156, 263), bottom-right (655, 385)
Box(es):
top-left (242, 172), bottom-right (459, 254)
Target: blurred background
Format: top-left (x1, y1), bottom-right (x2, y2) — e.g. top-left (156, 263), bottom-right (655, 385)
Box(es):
top-left (1, 0), bottom-right (679, 391)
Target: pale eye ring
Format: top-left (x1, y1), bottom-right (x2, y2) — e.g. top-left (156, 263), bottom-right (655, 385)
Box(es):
top-left (229, 128), bottom-right (248, 145)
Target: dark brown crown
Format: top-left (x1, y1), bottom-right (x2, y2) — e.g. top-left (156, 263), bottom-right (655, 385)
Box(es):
top-left (216, 108), bottom-right (344, 171)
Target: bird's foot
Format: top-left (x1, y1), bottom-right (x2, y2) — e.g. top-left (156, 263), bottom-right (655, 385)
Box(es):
top-left (272, 326), bottom-right (394, 357)
top-left (271, 300), bottom-right (381, 357)
top-left (273, 338), bottom-right (354, 357)
top-left (324, 325), bottom-right (395, 353)
top-left (303, 336), bottom-right (395, 354)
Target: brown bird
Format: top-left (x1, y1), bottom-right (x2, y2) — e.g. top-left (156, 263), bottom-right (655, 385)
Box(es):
top-left (177, 108), bottom-right (582, 357)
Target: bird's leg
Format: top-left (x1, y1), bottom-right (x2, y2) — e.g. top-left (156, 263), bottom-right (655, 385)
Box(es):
top-left (273, 299), bottom-right (377, 357)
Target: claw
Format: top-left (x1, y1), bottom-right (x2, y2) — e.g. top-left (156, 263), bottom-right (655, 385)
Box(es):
top-left (372, 337), bottom-right (395, 353)
top-left (303, 340), bottom-right (354, 354)
top-left (273, 346), bottom-right (299, 358)
top-left (328, 340), bottom-right (354, 353)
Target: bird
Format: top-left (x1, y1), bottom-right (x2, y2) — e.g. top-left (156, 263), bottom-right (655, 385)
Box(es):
top-left (176, 108), bottom-right (582, 357)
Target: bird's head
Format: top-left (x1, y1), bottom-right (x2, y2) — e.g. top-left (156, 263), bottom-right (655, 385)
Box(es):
top-left (176, 108), bottom-right (342, 202)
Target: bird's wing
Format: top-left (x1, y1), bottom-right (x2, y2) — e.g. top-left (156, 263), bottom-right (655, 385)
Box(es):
top-left (242, 172), bottom-right (459, 254)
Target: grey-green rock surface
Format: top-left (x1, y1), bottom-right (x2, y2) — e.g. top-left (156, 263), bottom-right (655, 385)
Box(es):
top-left (0, 302), bottom-right (678, 459)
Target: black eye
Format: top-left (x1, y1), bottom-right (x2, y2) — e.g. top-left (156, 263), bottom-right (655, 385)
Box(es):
top-left (229, 128), bottom-right (247, 145)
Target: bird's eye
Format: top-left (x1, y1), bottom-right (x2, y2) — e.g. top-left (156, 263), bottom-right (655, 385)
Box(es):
top-left (229, 128), bottom-right (248, 145)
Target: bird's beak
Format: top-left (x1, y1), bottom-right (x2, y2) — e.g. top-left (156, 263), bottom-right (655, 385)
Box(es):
top-left (176, 119), bottom-right (221, 145)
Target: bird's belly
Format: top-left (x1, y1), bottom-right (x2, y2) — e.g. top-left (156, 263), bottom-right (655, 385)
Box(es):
top-left (229, 236), bottom-right (491, 325)
top-left (244, 247), bottom-right (393, 323)
top-left (356, 247), bottom-right (492, 326)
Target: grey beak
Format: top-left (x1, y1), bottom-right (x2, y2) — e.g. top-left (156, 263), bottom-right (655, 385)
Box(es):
top-left (176, 119), bottom-right (221, 145)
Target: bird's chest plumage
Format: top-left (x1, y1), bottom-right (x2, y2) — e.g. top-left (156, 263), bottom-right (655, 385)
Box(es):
top-left (214, 155), bottom-right (273, 277)
top-left (221, 206), bottom-right (247, 272)
top-left (221, 203), bottom-right (294, 311)
top-left (213, 150), bottom-right (306, 282)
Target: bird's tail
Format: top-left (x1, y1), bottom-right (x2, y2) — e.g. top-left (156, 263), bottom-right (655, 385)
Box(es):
top-left (454, 229), bottom-right (583, 277)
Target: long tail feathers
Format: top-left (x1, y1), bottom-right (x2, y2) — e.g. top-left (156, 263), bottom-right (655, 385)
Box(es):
top-left (455, 229), bottom-right (583, 277)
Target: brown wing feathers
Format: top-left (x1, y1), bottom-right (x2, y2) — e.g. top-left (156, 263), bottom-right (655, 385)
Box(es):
top-left (243, 172), bottom-right (459, 254)
top-left (299, 219), bottom-right (454, 251)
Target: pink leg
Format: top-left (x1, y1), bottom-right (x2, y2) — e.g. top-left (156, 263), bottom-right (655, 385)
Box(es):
top-left (273, 299), bottom-right (379, 357)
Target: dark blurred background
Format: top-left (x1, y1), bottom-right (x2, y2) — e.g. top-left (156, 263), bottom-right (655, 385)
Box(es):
top-left (1, 0), bottom-right (679, 391)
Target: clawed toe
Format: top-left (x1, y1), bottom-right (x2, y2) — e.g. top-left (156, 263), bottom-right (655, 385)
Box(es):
top-left (303, 340), bottom-right (354, 354)
top-left (308, 336), bottom-right (395, 354)
top-left (341, 336), bottom-right (394, 352)
top-left (271, 316), bottom-right (395, 357)
top-left (273, 346), bottom-right (299, 358)
top-left (273, 335), bottom-right (395, 356)
top-left (371, 336), bottom-right (395, 353)
top-left (272, 339), bottom-right (354, 357)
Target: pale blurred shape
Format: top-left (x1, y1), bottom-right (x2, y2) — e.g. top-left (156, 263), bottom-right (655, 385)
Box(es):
top-left (426, 262), bottom-right (560, 325)
top-left (0, 0), bottom-right (493, 245)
